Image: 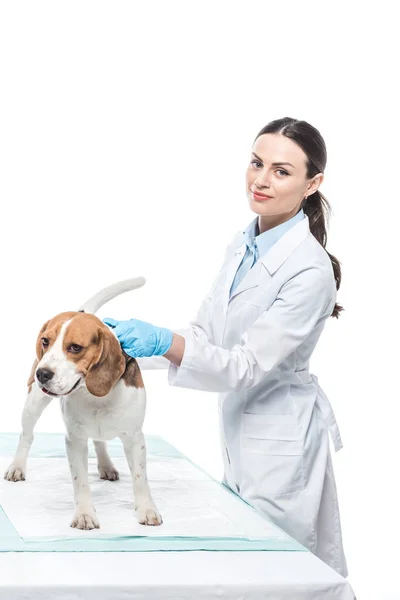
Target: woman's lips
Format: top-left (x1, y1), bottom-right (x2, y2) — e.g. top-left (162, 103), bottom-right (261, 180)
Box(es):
top-left (252, 190), bottom-right (273, 201)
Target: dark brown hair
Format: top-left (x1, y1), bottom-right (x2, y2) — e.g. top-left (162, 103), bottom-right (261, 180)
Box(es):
top-left (254, 117), bottom-right (343, 318)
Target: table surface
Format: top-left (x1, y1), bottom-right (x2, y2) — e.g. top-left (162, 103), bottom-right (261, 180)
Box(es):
top-left (0, 433), bottom-right (356, 599)
top-left (0, 550), bottom-right (356, 600)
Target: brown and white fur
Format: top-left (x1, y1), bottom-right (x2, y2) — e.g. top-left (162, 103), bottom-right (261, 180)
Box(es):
top-left (4, 277), bottom-right (162, 530)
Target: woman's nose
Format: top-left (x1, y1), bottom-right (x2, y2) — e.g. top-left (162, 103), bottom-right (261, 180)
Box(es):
top-left (254, 177), bottom-right (271, 189)
top-left (254, 169), bottom-right (271, 188)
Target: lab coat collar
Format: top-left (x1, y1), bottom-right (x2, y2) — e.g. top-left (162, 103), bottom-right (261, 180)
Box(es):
top-left (226, 214), bottom-right (310, 305)
top-left (234, 214), bottom-right (310, 274)
top-left (261, 214), bottom-right (310, 274)
top-left (241, 209), bottom-right (305, 259)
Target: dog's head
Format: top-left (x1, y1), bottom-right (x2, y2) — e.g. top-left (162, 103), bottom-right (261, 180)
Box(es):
top-left (33, 312), bottom-right (126, 398)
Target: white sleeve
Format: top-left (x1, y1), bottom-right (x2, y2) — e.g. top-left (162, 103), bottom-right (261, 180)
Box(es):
top-left (168, 266), bottom-right (335, 393)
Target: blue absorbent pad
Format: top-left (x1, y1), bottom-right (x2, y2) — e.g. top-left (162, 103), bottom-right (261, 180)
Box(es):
top-left (0, 433), bottom-right (306, 553)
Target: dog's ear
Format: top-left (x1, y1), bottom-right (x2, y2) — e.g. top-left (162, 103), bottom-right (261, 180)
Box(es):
top-left (85, 326), bottom-right (125, 397)
top-left (35, 320), bottom-right (50, 361)
top-left (27, 358), bottom-right (39, 391)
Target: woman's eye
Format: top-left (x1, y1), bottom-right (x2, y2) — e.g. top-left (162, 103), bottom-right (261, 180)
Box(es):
top-left (69, 344), bottom-right (83, 353)
top-left (250, 159), bottom-right (262, 168)
top-left (42, 338), bottom-right (49, 346)
top-left (250, 161), bottom-right (288, 177)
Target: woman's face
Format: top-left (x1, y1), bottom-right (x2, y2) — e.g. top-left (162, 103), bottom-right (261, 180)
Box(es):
top-left (245, 133), bottom-right (323, 226)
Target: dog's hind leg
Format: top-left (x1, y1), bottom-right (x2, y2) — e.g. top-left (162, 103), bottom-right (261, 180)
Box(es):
top-left (93, 440), bottom-right (119, 481)
top-left (4, 382), bottom-right (52, 481)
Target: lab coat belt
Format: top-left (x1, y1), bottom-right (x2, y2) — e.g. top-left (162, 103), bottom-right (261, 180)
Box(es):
top-left (310, 374), bottom-right (343, 452)
top-left (295, 370), bottom-right (343, 452)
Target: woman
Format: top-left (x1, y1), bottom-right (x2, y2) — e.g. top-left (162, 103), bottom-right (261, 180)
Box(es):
top-left (104, 117), bottom-right (348, 577)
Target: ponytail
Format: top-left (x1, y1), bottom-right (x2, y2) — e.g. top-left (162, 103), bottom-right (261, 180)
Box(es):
top-left (302, 192), bottom-right (344, 318)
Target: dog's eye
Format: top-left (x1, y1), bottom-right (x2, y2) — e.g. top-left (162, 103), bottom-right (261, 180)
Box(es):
top-left (68, 344), bottom-right (83, 353)
top-left (42, 338), bottom-right (49, 347)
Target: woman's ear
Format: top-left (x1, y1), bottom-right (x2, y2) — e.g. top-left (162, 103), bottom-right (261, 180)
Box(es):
top-left (85, 326), bottom-right (126, 397)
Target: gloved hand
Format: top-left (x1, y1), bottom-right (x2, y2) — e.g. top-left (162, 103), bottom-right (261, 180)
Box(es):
top-left (103, 317), bottom-right (173, 358)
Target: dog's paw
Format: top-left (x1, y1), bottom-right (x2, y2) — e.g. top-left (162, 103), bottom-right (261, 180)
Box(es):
top-left (98, 464), bottom-right (119, 481)
top-left (4, 464), bottom-right (26, 482)
top-left (70, 510), bottom-right (100, 530)
top-left (135, 504), bottom-right (163, 526)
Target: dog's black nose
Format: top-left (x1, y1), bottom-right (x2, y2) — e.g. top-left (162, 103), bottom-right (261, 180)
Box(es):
top-left (36, 368), bottom-right (54, 385)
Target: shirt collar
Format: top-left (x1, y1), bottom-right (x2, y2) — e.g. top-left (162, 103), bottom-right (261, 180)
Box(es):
top-left (243, 209), bottom-right (305, 257)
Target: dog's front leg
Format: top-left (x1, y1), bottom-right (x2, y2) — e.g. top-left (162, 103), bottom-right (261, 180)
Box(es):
top-left (4, 384), bottom-right (52, 482)
top-left (65, 434), bottom-right (99, 530)
top-left (121, 431), bottom-right (162, 526)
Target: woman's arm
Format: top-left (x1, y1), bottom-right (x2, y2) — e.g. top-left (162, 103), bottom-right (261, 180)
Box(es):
top-left (135, 328), bottom-right (187, 370)
top-left (163, 333), bottom-right (186, 366)
top-left (167, 266), bottom-right (335, 393)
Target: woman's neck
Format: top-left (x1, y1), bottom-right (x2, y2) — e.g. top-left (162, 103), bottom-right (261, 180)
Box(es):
top-left (258, 209), bottom-right (300, 235)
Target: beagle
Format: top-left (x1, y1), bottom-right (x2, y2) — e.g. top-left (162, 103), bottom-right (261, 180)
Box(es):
top-left (4, 277), bottom-right (162, 530)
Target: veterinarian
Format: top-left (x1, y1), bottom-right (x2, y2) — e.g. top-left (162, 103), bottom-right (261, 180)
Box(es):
top-left (104, 117), bottom-right (348, 577)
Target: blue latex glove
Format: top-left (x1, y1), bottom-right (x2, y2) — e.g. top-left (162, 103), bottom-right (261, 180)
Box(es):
top-left (103, 317), bottom-right (173, 358)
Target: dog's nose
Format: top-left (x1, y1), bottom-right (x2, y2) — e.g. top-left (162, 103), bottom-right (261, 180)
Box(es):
top-left (36, 368), bottom-right (55, 385)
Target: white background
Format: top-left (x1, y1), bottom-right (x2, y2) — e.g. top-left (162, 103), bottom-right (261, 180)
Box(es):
top-left (0, 2), bottom-right (398, 598)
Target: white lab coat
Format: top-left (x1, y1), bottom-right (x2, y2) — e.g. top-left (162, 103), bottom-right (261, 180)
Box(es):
top-left (138, 214), bottom-right (348, 577)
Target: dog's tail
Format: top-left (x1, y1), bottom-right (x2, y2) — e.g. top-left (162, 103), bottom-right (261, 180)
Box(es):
top-left (77, 277), bottom-right (146, 315)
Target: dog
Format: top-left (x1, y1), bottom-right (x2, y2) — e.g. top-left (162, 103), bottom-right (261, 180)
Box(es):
top-left (4, 277), bottom-right (162, 530)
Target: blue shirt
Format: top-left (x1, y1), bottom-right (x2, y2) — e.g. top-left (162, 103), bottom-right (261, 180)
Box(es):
top-left (229, 209), bottom-right (305, 297)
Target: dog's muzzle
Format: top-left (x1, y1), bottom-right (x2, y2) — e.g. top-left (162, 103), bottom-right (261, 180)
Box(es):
top-left (36, 369), bottom-right (82, 397)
